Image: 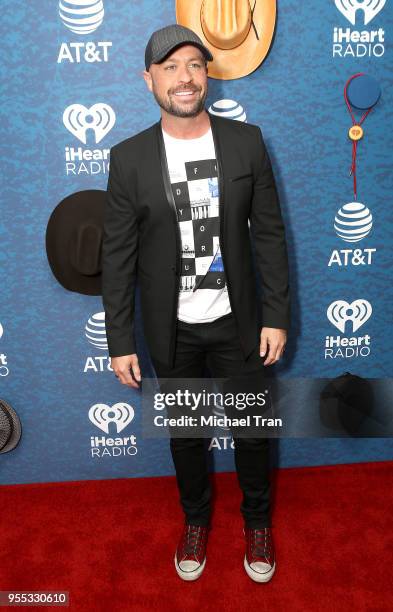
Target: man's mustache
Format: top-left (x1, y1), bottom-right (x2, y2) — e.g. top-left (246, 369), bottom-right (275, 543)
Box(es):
top-left (170, 87), bottom-right (201, 94)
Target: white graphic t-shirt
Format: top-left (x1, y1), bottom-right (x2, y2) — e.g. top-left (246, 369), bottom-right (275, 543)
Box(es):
top-left (162, 126), bottom-right (232, 323)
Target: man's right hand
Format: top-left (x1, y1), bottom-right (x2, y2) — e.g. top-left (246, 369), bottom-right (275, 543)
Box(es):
top-left (111, 354), bottom-right (141, 389)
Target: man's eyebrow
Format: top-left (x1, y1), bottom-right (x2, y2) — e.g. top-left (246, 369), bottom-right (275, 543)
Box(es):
top-left (162, 56), bottom-right (205, 64)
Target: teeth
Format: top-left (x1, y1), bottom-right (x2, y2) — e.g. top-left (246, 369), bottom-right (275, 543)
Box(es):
top-left (175, 91), bottom-right (195, 96)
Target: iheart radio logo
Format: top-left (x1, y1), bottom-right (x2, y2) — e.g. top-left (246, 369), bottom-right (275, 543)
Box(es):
top-left (327, 299), bottom-right (372, 333)
top-left (63, 103), bottom-right (115, 144)
top-left (89, 402), bottom-right (134, 434)
top-left (334, 0), bottom-right (386, 26)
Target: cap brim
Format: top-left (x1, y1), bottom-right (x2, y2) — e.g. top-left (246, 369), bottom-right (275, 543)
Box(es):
top-left (153, 41), bottom-right (213, 65)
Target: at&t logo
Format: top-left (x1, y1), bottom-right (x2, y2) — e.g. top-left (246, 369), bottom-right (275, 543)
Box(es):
top-left (332, 0), bottom-right (385, 57)
top-left (84, 312), bottom-right (112, 374)
top-left (324, 299), bottom-right (372, 360)
top-left (328, 202), bottom-right (376, 267)
top-left (63, 104), bottom-right (115, 176)
top-left (208, 437), bottom-right (235, 451)
top-left (57, 0), bottom-right (112, 64)
top-left (59, 0), bottom-right (104, 34)
top-left (0, 321), bottom-right (9, 377)
top-left (208, 99), bottom-right (247, 122)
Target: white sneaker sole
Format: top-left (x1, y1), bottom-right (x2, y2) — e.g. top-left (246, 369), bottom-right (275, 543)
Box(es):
top-left (174, 555), bottom-right (207, 581)
top-left (244, 556), bottom-right (276, 583)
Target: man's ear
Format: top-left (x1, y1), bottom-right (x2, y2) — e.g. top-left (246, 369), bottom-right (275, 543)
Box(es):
top-left (142, 69), bottom-right (153, 92)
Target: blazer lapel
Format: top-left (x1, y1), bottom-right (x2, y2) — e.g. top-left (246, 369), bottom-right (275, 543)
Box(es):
top-left (155, 120), bottom-right (182, 277)
top-left (208, 111), bottom-right (227, 269)
top-left (155, 119), bottom-right (178, 219)
top-left (208, 109), bottom-right (225, 202)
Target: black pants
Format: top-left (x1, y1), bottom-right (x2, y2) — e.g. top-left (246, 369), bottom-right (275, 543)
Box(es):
top-left (151, 312), bottom-right (272, 529)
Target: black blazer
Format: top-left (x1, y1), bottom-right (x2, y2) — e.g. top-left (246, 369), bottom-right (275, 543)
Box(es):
top-left (101, 111), bottom-right (290, 368)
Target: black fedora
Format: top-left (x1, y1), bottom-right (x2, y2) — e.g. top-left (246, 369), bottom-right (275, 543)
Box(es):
top-left (46, 190), bottom-right (106, 296)
top-left (319, 371), bottom-right (374, 435)
top-left (0, 399), bottom-right (22, 454)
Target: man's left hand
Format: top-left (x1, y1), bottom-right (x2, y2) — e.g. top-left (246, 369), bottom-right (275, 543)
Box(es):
top-left (259, 327), bottom-right (287, 365)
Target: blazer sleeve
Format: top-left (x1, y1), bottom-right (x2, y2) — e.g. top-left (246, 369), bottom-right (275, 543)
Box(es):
top-left (101, 146), bottom-right (139, 357)
top-left (249, 127), bottom-right (291, 331)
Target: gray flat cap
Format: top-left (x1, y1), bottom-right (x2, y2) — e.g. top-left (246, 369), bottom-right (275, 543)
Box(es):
top-left (145, 24), bottom-right (213, 70)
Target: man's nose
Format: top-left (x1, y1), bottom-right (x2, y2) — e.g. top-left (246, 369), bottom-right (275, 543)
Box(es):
top-left (177, 63), bottom-right (193, 82)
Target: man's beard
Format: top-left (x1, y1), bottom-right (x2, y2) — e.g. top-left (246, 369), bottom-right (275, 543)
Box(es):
top-left (152, 85), bottom-right (207, 118)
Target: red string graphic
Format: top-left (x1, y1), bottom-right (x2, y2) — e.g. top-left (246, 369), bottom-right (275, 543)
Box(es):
top-left (344, 73), bottom-right (373, 200)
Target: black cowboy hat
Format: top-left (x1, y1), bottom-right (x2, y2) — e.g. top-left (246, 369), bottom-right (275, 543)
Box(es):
top-left (46, 190), bottom-right (106, 296)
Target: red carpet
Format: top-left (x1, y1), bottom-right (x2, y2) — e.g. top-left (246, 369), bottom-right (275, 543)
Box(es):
top-left (1, 461), bottom-right (393, 611)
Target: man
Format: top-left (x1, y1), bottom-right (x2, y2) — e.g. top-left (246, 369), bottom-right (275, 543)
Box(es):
top-left (102, 24), bottom-right (290, 583)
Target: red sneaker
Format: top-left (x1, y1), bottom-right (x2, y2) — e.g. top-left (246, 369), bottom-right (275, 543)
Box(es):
top-left (244, 527), bottom-right (276, 583)
top-left (174, 523), bottom-right (209, 581)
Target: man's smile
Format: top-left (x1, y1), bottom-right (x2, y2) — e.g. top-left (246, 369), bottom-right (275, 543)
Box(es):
top-left (171, 89), bottom-right (200, 99)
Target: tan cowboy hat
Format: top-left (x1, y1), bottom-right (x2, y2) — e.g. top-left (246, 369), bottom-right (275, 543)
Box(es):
top-left (176, 0), bottom-right (276, 80)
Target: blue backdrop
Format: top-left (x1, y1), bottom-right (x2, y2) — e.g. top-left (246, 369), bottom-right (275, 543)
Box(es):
top-left (1, 0), bottom-right (392, 485)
